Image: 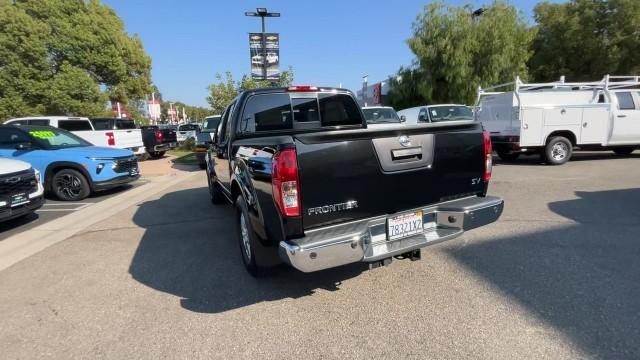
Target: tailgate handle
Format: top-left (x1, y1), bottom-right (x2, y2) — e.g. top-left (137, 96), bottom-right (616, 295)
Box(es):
top-left (391, 147), bottom-right (422, 161)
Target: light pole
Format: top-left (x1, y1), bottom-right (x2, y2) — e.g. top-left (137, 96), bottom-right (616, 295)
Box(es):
top-left (245, 8), bottom-right (280, 81)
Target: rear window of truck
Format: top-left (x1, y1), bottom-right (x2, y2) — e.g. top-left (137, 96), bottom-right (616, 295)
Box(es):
top-left (90, 118), bottom-right (113, 130)
top-left (115, 119), bottom-right (136, 129)
top-left (58, 120), bottom-right (93, 131)
top-left (239, 92), bottom-right (362, 134)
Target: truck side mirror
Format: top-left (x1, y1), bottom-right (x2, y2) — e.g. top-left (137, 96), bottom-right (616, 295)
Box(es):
top-left (400, 115), bottom-right (406, 123)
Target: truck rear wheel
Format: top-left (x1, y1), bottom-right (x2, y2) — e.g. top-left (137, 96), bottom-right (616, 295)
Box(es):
top-left (612, 147), bottom-right (635, 156)
top-left (235, 196), bottom-right (267, 277)
top-left (544, 136), bottom-right (572, 165)
top-left (148, 151), bottom-right (166, 159)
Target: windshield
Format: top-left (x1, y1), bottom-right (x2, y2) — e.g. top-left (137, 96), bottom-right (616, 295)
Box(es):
top-left (178, 124), bottom-right (199, 131)
top-left (362, 108), bottom-right (400, 124)
top-left (28, 128), bottom-right (92, 149)
top-left (202, 117), bottom-right (221, 131)
top-left (428, 106), bottom-right (473, 122)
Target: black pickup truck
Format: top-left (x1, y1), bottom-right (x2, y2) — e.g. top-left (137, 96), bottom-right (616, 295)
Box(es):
top-left (140, 125), bottom-right (177, 159)
top-left (205, 86), bottom-right (503, 276)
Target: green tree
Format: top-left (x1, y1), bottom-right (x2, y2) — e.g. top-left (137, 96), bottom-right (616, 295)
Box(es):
top-left (389, 1), bottom-right (534, 106)
top-left (206, 68), bottom-right (294, 114)
top-left (529, 0), bottom-right (640, 82)
top-left (0, 0), bottom-right (152, 120)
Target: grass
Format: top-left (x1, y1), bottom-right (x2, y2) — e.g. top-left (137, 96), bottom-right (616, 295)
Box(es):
top-left (168, 150), bottom-right (198, 165)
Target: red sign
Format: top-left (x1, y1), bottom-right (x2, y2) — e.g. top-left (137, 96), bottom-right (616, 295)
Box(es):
top-left (373, 83), bottom-right (382, 104)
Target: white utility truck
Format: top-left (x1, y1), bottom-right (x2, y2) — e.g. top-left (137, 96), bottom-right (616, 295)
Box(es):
top-left (476, 75), bottom-right (640, 164)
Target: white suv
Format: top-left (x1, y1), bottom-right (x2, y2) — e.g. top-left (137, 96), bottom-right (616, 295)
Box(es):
top-left (0, 158), bottom-right (44, 222)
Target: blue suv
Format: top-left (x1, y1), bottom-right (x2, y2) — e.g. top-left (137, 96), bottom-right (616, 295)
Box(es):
top-left (0, 125), bottom-right (140, 201)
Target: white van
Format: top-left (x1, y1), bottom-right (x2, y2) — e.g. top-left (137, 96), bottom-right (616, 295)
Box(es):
top-left (5, 116), bottom-right (146, 158)
top-left (476, 75), bottom-right (640, 164)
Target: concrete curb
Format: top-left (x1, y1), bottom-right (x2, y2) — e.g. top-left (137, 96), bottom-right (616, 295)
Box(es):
top-left (0, 171), bottom-right (200, 272)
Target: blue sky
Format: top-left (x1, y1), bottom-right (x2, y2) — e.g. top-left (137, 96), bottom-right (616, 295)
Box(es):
top-left (104, 0), bottom-right (552, 107)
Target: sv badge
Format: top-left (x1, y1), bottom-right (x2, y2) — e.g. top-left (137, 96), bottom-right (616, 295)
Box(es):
top-left (471, 178), bottom-right (482, 185)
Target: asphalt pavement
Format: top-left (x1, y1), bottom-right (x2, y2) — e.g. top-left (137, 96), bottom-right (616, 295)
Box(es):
top-left (0, 179), bottom-right (148, 241)
top-left (0, 151), bottom-right (639, 359)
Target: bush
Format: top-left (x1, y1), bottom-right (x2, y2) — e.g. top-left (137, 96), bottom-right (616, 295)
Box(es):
top-left (178, 138), bottom-right (195, 152)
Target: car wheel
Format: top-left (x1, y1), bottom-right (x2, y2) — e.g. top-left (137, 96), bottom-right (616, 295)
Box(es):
top-left (206, 169), bottom-right (225, 204)
top-left (544, 136), bottom-right (572, 165)
top-left (52, 169), bottom-right (90, 201)
top-left (496, 150), bottom-right (520, 162)
top-left (613, 147), bottom-right (635, 156)
top-left (235, 196), bottom-right (265, 277)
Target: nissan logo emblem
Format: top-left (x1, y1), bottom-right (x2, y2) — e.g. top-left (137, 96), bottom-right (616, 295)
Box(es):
top-left (398, 135), bottom-right (411, 147)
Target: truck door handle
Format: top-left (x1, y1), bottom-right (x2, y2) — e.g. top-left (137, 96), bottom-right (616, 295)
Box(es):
top-left (582, 122), bottom-right (588, 128)
top-left (391, 147), bottom-right (422, 161)
top-left (617, 114), bottom-right (627, 118)
top-left (523, 124), bottom-right (528, 129)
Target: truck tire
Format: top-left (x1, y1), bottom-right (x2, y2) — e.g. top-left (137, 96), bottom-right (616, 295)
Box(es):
top-left (148, 151), bottom-right (166, 159)
top-left (544, 136), bottom-right (572, 165)
top-left (52, 168), bottom-right (91, 201)
top-left (235, 196), bottom-right (267, 277)
top-left (613, 147), bottom-right (635, 156)
top-left (496, 150), bottom-right (520, 162)
top-left (206, 169), bottom-right (225, 204)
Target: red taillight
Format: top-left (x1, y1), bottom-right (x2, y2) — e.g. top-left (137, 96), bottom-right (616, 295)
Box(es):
top-left (155, 130), bottom-right (163, 142)
top-left (483, 130), bottom-right (492, 182)
top-left (272, 148), bottom-right (300, 217)
top-left (287, 85), bottom-right (319, 92)
top-left (106, 132), bottom-right (115, 146)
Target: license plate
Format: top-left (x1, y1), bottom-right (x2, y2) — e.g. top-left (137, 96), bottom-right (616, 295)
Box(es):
top-left (10, 193), bottom-right (28, 207)
top-left (387, 211), bottom-right (423, 241)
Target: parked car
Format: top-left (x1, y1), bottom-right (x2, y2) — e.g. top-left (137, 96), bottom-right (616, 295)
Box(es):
top-left (5, 116), bottom-right (146, 160)
top-left (0, 125), bottom-right (139, 201)
top-left (0, 158), bottom-right (44, 222)
top-left (140, 125), bottom-right (177, 159)
top-left (397, 104), bottom-right (474, 124)
top-left (176, 123), bottom-right (199, 143)
top-left (361, 106), bottom-right (405, 128)
top-left (201, 115), bottom-right (222, 142)
top-left (205, 86), bottom-right (503, 276)
top-left (477, 75), bottom-right (640, 164)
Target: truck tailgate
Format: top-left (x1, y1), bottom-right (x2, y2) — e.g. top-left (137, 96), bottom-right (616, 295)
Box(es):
top-left (113, 129), bottom-right (144, 148)
top-left (294, 122), bottom-right (486, 229)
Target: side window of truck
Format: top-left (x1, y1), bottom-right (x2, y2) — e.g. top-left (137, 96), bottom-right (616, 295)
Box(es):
top-left (418, 108), bottom-right (428, 122)
top-left (218, 101), bottom-right (236, 143)
top-left (616, 92), bottom-right (635, 110)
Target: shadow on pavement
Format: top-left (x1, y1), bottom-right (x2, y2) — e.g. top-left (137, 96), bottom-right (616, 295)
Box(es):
top-left (128, 186), bottom-right (365, 314)
top-left (493, 151), bottom-right (640, 166)
top-left (0, 212), bottom-right (40, 235)
top-left (447, 188), bottom-right (640, 359)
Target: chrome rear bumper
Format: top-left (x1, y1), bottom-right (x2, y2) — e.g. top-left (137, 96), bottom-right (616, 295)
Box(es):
top-left (279, 196), bottom-right (503, 272)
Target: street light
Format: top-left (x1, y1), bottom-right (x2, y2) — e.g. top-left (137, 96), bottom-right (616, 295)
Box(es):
top-left (245, 7), bottom-right (280, 80)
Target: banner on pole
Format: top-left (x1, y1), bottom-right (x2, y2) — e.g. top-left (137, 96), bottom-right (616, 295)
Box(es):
top-left (249, 33), bottom-right (280, 80)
